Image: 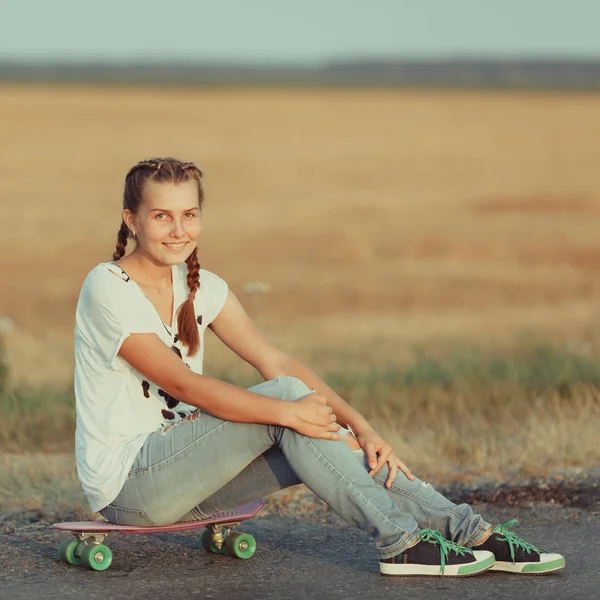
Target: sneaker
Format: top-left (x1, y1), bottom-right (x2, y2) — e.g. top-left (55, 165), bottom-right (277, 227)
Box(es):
top-left (474, 519), bottom-right (565, 574)
top-left (380, 529), bottom-right (495, 577)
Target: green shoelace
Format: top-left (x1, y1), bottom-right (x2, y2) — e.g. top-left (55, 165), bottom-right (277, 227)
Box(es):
top-left (418, 529), bottom-right (473, 574)
top-left (492, 519), bottom-right (544, 563)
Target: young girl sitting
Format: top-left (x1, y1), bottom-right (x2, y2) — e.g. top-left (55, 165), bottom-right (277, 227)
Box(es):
top-left (74, 157), bottom-right (564, 577)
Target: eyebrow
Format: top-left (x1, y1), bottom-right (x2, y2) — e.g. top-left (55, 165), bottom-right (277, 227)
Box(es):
top-left (149, 207), bottom-right (200, 213)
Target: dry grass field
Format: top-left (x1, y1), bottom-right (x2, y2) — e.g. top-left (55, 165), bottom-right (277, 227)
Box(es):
top-left (1, 85), bottom-right (600, 511)
top-left (2, 85), bottom-right (600, 384)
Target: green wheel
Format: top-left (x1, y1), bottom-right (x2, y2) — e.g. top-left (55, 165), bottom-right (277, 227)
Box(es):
top-left (80, 543), bottom-right (113, 571)
top-left (199, 528), bottom-right (226, 554)
top-left (58, 538), bottom-right (82, 566)
top-left (225, 532), bottom-right (256, 559)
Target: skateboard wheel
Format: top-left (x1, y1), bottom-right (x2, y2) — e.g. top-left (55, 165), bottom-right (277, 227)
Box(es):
top-left (225, 532), bottom-right (256, 559)
top-left (81, 543), bottom-right (113, 571)
top-left (58, 539), bottom-right (82, 566)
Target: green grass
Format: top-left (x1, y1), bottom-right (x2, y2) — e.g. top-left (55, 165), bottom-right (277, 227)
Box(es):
top-left (0, 386), bottom-right (75, 452)
top-left (2, 343), bottom-right (600, 513)
top-left (326, 345), bottom-right (600, 391)
top-left (2, 343), bottom-right (600, 482)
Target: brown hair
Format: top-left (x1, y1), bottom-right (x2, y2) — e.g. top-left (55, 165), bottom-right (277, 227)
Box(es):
top-left (113, 157), bottom-right (204, 356)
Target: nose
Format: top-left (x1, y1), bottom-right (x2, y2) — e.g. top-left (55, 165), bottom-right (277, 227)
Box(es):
top-left (170, 218), bottom-right (186, 239)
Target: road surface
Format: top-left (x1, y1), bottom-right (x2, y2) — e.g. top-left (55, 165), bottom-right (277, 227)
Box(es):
top-left (1, 499), bottom-right (598, 600)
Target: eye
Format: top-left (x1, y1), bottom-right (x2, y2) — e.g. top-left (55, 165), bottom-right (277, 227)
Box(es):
top-left (155, 213), bottom-right (169, 219)
top-left (184, 212), bottom-right (197, 218)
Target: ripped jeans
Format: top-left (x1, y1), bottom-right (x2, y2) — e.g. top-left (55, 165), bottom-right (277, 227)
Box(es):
top-left (100, 376), bottom-right (490, 559)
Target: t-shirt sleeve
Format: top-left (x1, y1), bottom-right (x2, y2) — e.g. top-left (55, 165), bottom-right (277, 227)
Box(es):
top-left (198, 269), bottom-right (229, 326)
top-left (76, 266), bottom-right (157, 369)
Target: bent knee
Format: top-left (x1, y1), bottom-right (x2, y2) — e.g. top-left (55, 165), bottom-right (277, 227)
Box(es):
top-left (279, 376), bottom-right (312, 401)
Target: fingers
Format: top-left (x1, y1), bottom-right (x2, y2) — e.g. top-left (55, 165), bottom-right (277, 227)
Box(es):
top-left (293, 394), bottom-right (343, 440)
top-left (316, 409), bottom-right (337, 426)
top-left (383, 458), bottom-right (414, 487)
top-left (302, 419), bottom-right (341, 437)
top-left (322, 426), bottom-right (343, 440)
top-left (398, 459), bottom-right (414, 481)
top-left (368, 444), bottom-right (393, 477)
top-left (302, 395), bottom-right (336, 424)
top-left (365, 442), bottom-right (377, 470)
top-left (385, 459), bottom-right (399, 488)
top-left (311, 426), bottom-right (343, 441)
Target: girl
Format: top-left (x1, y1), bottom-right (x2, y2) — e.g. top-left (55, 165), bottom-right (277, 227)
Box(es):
top-left (74, 157), bottom-right (564, 577)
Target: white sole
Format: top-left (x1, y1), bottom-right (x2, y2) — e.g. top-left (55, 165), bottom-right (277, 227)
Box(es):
top-left (490, 553), bottom-right (565, 574)
top-left (380, 550), bottom-right (495, 577)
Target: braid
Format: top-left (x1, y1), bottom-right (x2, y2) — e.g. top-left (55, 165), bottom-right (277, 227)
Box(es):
top-left (113, 220), bottom-right (129, 261)
top-left (125, 159), bottom-right (160, 178)
top-left (185, 249), bottom-right (201, 300)
top-left (177, 248), bottom-right (201, 356)
top-left (125, 159), bottom-right (203, 193)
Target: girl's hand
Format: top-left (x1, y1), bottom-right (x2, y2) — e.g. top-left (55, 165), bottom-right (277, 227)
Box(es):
top-left (284, 393), bottom-right (343, 440)
top-left (355, 429), bottom-right (414, 488)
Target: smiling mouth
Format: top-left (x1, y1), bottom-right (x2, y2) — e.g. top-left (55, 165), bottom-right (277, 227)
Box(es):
top-left (163, 242), bottom-right (188, 250)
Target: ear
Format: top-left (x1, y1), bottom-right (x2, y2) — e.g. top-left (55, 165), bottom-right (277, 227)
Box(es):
top-left (123, 209), bottom-right (136, 232)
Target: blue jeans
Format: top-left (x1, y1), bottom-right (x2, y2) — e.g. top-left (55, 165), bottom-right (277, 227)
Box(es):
top-left (100, 376), bottom-right (490, 559)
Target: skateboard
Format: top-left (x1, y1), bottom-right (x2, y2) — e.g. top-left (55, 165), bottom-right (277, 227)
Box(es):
top-left (53, 498), bottom-right (267, 571)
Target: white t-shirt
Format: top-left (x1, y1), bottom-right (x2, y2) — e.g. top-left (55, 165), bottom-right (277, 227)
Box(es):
top-left (74, 262), bottom-right (228, 512)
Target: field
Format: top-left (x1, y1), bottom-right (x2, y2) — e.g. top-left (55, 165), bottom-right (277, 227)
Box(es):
top-left (1, 85), bottom-right (600, 513)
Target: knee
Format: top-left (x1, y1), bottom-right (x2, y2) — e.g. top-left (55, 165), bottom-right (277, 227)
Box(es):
top-left (279, 376), bottom-right (312, 401)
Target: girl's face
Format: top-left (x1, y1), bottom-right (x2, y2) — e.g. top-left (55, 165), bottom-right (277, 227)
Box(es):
top-left (124, 179), bottom-right (202, 266)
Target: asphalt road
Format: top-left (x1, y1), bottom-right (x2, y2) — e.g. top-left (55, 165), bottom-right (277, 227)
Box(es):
top-left (1, 501), bottom-right (598, 600)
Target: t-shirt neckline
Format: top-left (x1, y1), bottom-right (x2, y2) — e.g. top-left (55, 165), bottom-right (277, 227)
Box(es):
top-left (104, 262), bottom-right (179, 334)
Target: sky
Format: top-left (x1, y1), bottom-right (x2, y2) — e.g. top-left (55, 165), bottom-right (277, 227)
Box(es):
top-left (2, 0), bottom-right (600, 64)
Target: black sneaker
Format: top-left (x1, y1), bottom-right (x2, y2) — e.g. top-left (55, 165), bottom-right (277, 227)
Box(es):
top-left (474, 519), bottom-right (565, 574)
top-left (380, 529), bottom-right (495, 577)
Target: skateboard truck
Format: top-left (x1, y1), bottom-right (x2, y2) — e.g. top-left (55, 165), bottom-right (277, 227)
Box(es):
top-left (208, 521), bottom-right (241, 550)
top-left (71, 531), bottom-right (108, 545)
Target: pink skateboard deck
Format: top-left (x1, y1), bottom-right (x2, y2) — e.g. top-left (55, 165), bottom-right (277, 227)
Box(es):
top-left (54, 498), bottom-right (267, 570)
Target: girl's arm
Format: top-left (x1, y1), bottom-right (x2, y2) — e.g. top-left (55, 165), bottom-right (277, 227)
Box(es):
top-left (210, 290), bottom-right (414, 485)
top-left (118, 334), bottom-right (342, 441)
top-left (209, 291), bottom-right (375, 436)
